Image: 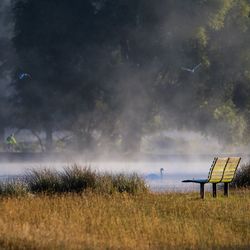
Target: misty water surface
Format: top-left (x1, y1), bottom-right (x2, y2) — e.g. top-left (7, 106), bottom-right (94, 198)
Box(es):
top-left (0, 158), bottom-right (221, 192)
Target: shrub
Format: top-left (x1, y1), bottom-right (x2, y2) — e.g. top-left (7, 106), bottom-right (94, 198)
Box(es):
top-left (231, 163), bottom-right (250, 188)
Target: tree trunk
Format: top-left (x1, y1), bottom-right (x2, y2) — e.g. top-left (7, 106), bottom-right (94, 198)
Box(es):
top-left (121, 125), bottom-right (142, 157)
top-left (76, 130), bottom-right (84, 151)
top-left (31, 130), bottom-right (45, 152)
top-left (75, 130), bottom-right (94, 152)
top-left (0, 127), bottom-right (4, 150)
top-left (45, 126), bottom-right (53, 152)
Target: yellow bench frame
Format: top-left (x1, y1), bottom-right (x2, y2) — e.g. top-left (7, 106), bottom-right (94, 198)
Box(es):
top-left (182, 157), bottom-right (241, 199)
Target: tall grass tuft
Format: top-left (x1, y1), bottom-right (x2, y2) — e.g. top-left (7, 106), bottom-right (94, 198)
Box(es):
top-left (60, 165), bottom-right (97, 193)
top-left (23, 166), bottom-right (148, 195)
top-left (0, 180), bottom-right (27, 197)
top-left (25, 169), bottom-right (61, 194)
top-left (111, 173), bottom-right (148, 194)
top-left (232, 162), bottom-right (250, 188)
top-left (95, 173), bottom-right (148, 195)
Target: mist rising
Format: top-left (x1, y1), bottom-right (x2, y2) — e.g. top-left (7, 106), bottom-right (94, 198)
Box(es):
top-left (0, 0), bottom-right (249, 158)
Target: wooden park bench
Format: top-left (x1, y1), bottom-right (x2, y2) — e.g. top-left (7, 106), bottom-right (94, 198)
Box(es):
top-left (182, 157), bottom-right (241, 199)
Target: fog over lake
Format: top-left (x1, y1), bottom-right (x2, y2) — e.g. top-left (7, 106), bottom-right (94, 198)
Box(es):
top-left (0, 155), bottom-right (247, 192)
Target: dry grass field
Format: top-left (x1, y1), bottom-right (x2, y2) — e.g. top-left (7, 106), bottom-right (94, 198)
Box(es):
top-left (0, 190), bottom-right (249, 249)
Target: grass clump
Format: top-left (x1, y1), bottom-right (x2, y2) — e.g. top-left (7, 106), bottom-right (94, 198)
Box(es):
top-left (60, 166), bottom-right (97, 193)
top-left (0, 180), bottom-right (27, 197)
top-left (24, 166), bottom-right (148, 195)
top-left (111, 173), bottom-right (148, 194)
top-left (232, 162), bottom-right (250, 188)
top-left (95, 173), bottom-right (148, 195)
top-left (25, 169), bottom-right (61, 194)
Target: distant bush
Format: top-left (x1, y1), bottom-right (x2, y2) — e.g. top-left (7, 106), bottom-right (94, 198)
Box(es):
top-left (23, 166), bottom-right (148, 195)
top-left (231, 163), bottom-right (250, 188)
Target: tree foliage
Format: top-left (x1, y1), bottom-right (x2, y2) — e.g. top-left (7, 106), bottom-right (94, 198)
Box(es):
top-left (8, 0), bottom-right (250, 152)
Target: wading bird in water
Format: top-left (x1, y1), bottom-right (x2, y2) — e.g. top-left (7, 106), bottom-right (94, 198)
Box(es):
top-left (181, 63), bottom-right (202, 73)
top-left (145, 168), bottom-right (165, 180)
top-left (160, 168), bottom-right (164, 179)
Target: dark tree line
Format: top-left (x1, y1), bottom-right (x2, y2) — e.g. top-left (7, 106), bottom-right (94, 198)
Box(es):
top-left (2, 0), bottom-right (250, 153)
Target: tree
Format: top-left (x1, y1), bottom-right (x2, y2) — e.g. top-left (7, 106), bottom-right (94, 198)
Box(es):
top-left (11, 0), bottom-right (250, 154)
top-left (12, 0), bottom-right (101, 150)
top-left (0, 0), bottom-right (14, 146)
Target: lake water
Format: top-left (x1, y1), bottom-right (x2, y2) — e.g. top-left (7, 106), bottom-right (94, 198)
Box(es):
top-left (0, 157), bottom-right (227, 192)
top-left (0, 153), bottom-right (248, 192)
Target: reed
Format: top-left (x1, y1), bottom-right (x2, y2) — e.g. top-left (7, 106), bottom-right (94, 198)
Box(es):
top-left (0, 180), bottom-right (27, 197)
top-left (232, 162), bottom-right (250, 188)
top-left (60, 165), bottom-right (97, 193)
top-left (22, 166), bottom-right (149, 195)
top-left (25, 168), bottom-right (61, 194)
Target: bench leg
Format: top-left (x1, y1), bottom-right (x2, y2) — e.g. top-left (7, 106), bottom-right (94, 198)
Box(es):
top-left (212, 183), bottom-right (217, 198)
top-left (200, 183), bottom-right (205, 199)
top-left (224, 183), bottom-right (229, 197)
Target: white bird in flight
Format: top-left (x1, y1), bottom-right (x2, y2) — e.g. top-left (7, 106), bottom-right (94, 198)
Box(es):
top-left (181, 63), bottom-right (202, 73)
top-left (19, 73), bottom-right (31, 80)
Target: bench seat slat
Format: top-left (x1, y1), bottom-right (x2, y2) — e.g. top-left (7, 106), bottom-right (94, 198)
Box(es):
top-left (182, 179), bottom-right (208, 183)
top-left (182, 157), bottom-right (241, 198)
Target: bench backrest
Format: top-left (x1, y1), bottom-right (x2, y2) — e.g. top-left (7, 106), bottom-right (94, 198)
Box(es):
top-left (221, 157), bottom-right (241, 183)
top-left (208, 157), bottom-right (229, 183)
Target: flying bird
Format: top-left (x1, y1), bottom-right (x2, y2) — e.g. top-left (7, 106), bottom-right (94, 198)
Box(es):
top-left (181, 63), bottom-right (202, 73)
top-left (19, 73), bottom-right (31, 80)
